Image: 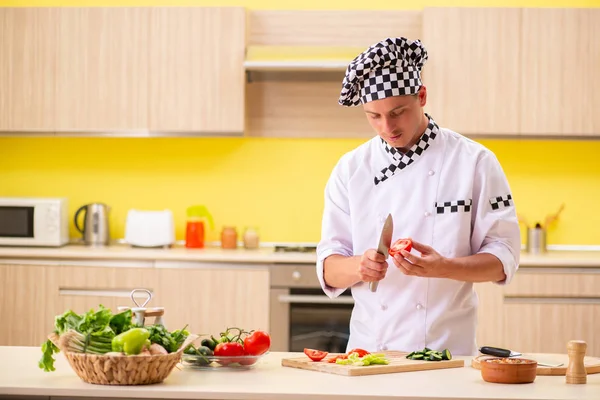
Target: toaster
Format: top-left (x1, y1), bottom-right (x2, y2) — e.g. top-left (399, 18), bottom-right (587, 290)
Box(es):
top-left (124, 209), bottom-right (175, 248)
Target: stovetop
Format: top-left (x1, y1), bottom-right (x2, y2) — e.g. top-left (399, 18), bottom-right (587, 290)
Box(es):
top-left (274, 245), bottom-right (317, 253)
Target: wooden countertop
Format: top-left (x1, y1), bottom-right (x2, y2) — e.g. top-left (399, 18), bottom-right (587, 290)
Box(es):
top-left (0, 346), bottom-right (597, 400)
top-left (0, 244), bottom-right (599, 267)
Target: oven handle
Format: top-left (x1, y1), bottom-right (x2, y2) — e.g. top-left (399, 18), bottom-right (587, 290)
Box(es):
top-left (277, 294), bottom-right (354, 305)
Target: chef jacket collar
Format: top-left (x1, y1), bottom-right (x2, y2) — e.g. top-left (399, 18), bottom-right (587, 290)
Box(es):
top-left (374, 113), bottom-right (439, 185)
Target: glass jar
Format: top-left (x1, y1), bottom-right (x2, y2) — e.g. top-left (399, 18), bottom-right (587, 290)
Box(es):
top-left (185, 205), bottom-right (214, 249)
top-left (221, 226), bottom-right (238, 249)
top-left (243, 227), bottom-right (260, 249)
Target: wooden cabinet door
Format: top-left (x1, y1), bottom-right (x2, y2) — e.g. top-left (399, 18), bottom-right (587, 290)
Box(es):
top-left (474, 282), bottom-right (507, 349)
top-left (56, 265), bottom-right (157, 315)
top-left (148, 7), bottom-right (246, 133)
top-left (54, 7), bottom-right (149, 132)
top-left (520, 8), bottom-right (600, 136)
top-left (154, 265), bottom-right (270, 337)
top-left (0, 8), bottom-right (56, 131)
top-left (0, 263), bottom-right (61, 346)
top-left (503, 302), bottom-right (599, 356)
top-left (503, 269), bottom-right (600, 355)
top-left (422, 8), bottom-right (521, 135)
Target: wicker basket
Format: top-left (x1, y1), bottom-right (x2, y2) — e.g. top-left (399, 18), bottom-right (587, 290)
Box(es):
top-left (49, 332), bottom-right (198, 385)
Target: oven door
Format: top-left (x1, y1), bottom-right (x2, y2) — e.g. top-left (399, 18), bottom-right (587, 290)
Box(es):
top-left (270, 287), bottom-right (354, 353)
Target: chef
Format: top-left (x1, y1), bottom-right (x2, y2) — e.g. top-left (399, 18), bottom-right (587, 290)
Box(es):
top-left (316, 37), bottom-right (521, 356)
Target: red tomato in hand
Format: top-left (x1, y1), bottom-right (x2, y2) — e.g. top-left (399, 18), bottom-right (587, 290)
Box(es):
top-left (243, 330), bottom-right (271, 356)
top-left (348, 348), bottom-right (370, 357)
top-left (388, 238), bottom-right (412, 257)
top-left (304, 348), bottom-right (328, 362)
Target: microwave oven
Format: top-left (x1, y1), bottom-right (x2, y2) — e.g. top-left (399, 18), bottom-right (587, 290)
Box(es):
top-left (0, 197), bottom-right (70, 247)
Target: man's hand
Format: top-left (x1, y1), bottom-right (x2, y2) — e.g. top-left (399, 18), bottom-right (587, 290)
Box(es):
top-left (358, 249), bottom-right (388, 282)
top-left (391, 240), bottom-right (451, 278)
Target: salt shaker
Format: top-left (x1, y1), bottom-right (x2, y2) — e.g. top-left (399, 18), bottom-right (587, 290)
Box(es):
top-left (566, 340), bottom-right (587, 384)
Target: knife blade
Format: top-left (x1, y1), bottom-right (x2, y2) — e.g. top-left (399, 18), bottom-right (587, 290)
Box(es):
top-left (479, 346), bottom-right (564, 367)
top-left (369, 213), bottom-right (393, 292)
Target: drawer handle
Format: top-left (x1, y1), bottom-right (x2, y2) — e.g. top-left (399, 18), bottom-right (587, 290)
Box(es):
top-left (505, 296), bottom-right (600, 305)
top-left (278, 294), bottom-right (354, 305)
top-left (59, 288), bottom-right (153, 298)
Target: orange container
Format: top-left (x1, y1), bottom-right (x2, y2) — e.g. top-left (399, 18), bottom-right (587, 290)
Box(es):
top-left (480, 357), bottom-right (538, 384)
top-left (185, 205), bottom-right (214, 249)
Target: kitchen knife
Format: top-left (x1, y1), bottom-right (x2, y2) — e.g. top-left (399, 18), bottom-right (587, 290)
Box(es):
top-left (370, 213), bottom-right (393, 292)
top-left (479, 346), bottom-right (521, 357)
top-left (479, 346), bottom-right (564, 367)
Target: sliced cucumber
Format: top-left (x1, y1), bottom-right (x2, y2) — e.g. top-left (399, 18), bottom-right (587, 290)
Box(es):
top-left (405, 347), bottom-right (451, 362)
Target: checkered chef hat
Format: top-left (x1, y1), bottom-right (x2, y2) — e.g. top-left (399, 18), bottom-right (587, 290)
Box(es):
top-left (338, 37), bottom-right (428, 107)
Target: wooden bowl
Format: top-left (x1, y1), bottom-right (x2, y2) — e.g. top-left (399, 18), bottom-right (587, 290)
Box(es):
top-left (480, 357), bottom-right (538, 384)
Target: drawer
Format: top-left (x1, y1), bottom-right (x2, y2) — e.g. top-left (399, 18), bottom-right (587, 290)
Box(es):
top-left (504, 268), bottom-right (600, 298)
top-left (270, 264), bottom-right (320, 288)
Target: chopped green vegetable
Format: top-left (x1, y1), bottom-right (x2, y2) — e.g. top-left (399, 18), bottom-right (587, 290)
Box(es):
top-left (406, 347), bottom-right (452, 362)
top-left (336, 352), bottom-right (390, 366)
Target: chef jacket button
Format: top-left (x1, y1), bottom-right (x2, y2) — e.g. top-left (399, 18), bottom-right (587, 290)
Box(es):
top-left (428, 170), bottom-right (435, 176)
top-left (416, 303), bottom-right (423, 310)
top-left (424, 211), bottom-right (431, 217)
top-left (380, 304), bottom-right (387, 311)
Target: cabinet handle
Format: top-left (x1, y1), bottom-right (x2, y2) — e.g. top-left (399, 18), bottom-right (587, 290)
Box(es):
top-left (59, 288), bottom-right (153, 298)
top-left (277, 294), bottom-right (354, 305)
top-left (505, 296), bottom-right (600, 305)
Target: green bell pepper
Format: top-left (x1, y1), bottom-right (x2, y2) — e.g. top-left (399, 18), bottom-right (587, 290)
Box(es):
top-left (111, 327), bottom-right (150, 355)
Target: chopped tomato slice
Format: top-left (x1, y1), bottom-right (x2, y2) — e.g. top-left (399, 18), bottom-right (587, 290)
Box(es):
top-left (389, 238), bottom-right (413, 257)
top-left (304, 348), bottom-right (328, 361)
top-left (348, 348), bottom-right (370, 357)
top-left (326, 354), bottom-right (348, 363)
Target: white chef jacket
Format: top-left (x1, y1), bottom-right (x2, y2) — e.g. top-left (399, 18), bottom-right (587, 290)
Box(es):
top-left (316, 124), bottom-right (520, 356)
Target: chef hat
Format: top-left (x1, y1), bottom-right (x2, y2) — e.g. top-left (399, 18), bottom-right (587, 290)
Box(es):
top-left (338, 37), bottom-right (428, 107)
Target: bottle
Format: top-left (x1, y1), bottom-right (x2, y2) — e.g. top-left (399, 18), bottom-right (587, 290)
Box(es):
top-left (185, 205), bottom-right (214, 249)
top-left (243, 227), bottom-right (260, 249)
top-left (221, 226), bottom-right (238, 249)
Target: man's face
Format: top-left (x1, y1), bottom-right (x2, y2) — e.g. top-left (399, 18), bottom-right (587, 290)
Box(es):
top-left (362, 87), bottom-right (427, 150)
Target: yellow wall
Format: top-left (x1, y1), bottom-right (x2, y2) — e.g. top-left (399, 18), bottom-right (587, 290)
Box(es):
top-left (2, 0), bottom-right (600, 246)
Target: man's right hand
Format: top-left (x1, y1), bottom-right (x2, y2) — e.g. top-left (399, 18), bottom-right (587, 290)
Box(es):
top-left (358, 249), bottom-right (388, 282)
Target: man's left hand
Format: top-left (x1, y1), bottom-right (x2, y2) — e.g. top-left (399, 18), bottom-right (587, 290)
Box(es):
top-left (391, 240), bottom-right (452, 278)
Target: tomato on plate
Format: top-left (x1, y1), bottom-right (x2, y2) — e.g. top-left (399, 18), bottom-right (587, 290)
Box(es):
top-left (347, 348), bottom-right (370, 357)
top-left (214, 342), bottom-right (245, 365)
top-left (243, 330), bottom-right (271, 356)
top-left (388, 238), bottom-right (412, 257)
top-left (304, 348), bottom-right (328, 362)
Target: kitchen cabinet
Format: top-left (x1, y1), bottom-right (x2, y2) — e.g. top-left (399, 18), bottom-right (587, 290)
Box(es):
top-left (148, 7), bottom-right (246, 134)
top-left (55, 265), bottom-right (158, 316)
top-left (0, 8), bottom-right (56, 131)
top-left (154, 264), bottom-right (270, 338)
top-left (0, 6), bottom-right (244, 135)
top-left (0, 264), bottom-right (61, 346)
top-left (520, 8), bottom-right (600, 136)
top-left (421, 8), bottom-right (521, 136)
top-left (474, 282), bottom-right (508, 349)
top-left (502, 269), bottom-right (600, 356)
top-left (54, 8), bottom-right (149, 132)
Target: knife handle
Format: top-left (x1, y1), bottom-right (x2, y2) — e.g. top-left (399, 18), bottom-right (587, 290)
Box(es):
top-left (369, 281), bottom-right (379, 292)
top-left (479, 346), bottom-right (511, 357)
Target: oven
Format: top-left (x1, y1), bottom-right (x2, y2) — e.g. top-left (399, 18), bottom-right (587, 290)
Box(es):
top-left (269, 263), bottom-right (354, 353)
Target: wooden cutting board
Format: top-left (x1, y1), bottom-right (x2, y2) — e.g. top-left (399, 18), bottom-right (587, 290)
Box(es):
top-left (471, 354), bottom-right (600, 376)
top-left (281, 351), bottom-right (465, 376)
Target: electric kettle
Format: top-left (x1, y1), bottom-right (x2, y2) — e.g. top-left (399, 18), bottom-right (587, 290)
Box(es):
top-left (74, 203), bottom-right (111, 246)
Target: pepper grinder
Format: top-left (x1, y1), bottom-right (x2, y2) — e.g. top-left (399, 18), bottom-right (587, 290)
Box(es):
top-left (566, 340), bottom-right (587, 384)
